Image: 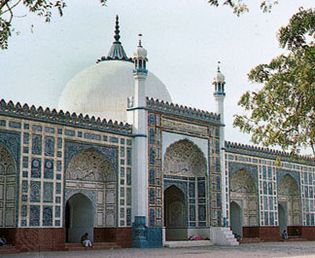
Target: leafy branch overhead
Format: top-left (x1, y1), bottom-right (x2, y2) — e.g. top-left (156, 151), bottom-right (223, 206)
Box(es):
top-left (0, 0), bottom-right (107, 49)
top-left (208, 0), bottom-right (279, 15)
top-left (233, 8), bottom-right (315, 156)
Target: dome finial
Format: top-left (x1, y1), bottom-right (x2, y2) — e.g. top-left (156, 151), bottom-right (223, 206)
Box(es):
top-left (217, 61), bottom-right (221, 72)
top-left (96, 15), bottom-right (132, 63)
top-left (138, 34), bottom-right (143, 47)
top-left (114, 15), bottom-right (120, 43)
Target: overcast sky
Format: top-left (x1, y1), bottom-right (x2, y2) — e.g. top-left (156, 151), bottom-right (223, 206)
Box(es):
top-left (0, 0), bottom-right (314, 152)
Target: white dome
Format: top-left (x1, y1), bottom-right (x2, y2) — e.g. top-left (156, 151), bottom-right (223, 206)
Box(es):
top-left (58, 60), bottom-right (172, 122)
top-left (214, 71), bottom-right (225, 83)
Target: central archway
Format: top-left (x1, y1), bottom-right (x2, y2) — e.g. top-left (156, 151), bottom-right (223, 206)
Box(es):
top-left (164, 185), bottom-right (187, 241)
top-left (66, 193), bottom-right (94, 243)
top-left (163, 139), bottom-right (208, 241)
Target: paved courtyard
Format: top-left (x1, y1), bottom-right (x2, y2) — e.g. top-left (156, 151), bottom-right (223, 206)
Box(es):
top-left (2, 242), bottom-right (315, 258)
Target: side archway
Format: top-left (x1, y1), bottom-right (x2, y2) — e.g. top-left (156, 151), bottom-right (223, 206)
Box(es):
top-left (65, 147), bottom-right (117, 232)
top-left (0, 144), bottom-right (17, 227)
top-left (230, 169), bottom-right (258, 236)
top-left (230, 201), bottom-right (242, 237)
top-left (278, 174), bottom-right (301, 233)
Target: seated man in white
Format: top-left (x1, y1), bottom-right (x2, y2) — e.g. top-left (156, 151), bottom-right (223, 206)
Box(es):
top-left (80, 232), bottom-right (92, 247)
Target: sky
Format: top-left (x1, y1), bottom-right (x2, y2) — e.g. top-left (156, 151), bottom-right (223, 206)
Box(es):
top-left (0, 0), bottom-right (314, 152)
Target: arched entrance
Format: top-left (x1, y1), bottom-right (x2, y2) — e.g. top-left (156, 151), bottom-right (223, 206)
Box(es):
top-left (278, 203), bottom-right (287, 234)
top-left (65, 193), bottom-right (94, 243)
top-left (278, 174), bottom-right (301, 235)
top-left (65, 146), bottom-right (117, 242)
top-left (164, 186), bottom-right (187, 241)
top-left (163, 139), bottom-right (208, 241)
top-left (229, 169), bottom-right (258, 235)
top-left (230, 201), bottom-right (242, 237)
top-left (0, 145), bottom-right (17, 227)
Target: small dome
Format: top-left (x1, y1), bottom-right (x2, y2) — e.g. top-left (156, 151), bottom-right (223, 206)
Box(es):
top-left (214, 70), bottom-right (225, 83)
top-left (58, 60), bottom-right (172, 122)
top-left (134, 46), bottom-right (147, 59)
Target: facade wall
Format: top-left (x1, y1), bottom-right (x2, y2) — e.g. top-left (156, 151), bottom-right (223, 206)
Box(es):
top-left (0, 111), bottom-right (133, 250)
top-left (226, 144), bottom-right (315, 240)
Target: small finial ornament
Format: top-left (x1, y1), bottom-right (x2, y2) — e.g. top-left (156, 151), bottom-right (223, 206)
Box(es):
top-left (138, 34), bottom-right (143, 47)
top-left (217, 61), bottom-right (221, 72)
top-left (114, 15), bottom-right (120, 42)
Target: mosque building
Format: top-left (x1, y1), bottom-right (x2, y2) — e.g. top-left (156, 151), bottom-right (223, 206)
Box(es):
top-left (0, 16), bottom-right (314, 252)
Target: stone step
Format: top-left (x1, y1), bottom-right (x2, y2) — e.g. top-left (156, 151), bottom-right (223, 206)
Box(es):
top-left (164, 240), bottom-right (214, 248)
top-left (65, 242), bottom-right (120, 251)
top-left (240, 237), bottom-right (261, 244)
top-left (0, 245), bottom-right (20, 254)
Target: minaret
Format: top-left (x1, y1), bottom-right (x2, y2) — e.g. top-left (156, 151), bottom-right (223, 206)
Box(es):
top-left (213, 62), bottom-right (227, 227)
top-left (128, 34), bottom-right (149, 247)
top-left (213, 62), bottom-right (226, 121)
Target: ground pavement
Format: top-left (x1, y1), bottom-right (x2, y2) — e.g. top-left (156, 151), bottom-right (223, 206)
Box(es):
top-left (2, 241), bottom-right (315, 258)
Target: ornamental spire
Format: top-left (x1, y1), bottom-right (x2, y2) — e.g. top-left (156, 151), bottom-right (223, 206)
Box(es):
top-left (96, 15), bottom-right (132, 63)
top-left (114, 15), bottom-right (120, 43)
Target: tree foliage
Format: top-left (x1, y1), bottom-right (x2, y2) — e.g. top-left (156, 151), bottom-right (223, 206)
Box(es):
top-left (0, 0), bottom-right (107, 49)
top-left (208, 0), bottom-right (278, 16)
top-left (234, 8), bottom-right (315, 156)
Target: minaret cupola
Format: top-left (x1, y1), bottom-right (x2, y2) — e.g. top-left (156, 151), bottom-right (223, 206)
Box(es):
top-left (213, 61), bottom-right (226, 97)
top-left (133, 34), bottom-right (148, 75)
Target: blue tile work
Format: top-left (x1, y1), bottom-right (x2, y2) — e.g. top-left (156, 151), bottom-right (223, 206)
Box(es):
top-left (30, 205), bottom-right (40, 226)
top-left (146, 98), bottom-right (221, 124)
top-left (45, 127), bottom-right (55, 134)
top-left (32, 134), bottom-right (42, 155)
top-left (0, 99), bottom-right (132, 136)
top-left (0, 120), bottom-right (6, 127)
top-left (228, 161), bottom-right (258, 189)
top-left (9, 121), bottom-right (21, 129)
top-left (44, 136), bottom-right (55, 157)
top-left (43, 206), bottom-right (53, 226)
top-left (84, 132), bottom-right (101, 141)
top-left (30, 181), bottom-right (41, 202)
top-left (55, 206), bottom-right (61, 217)
top-left (31, 158), bottom-right (41, 178)
top-left (32, 125), bottom-right (42, 132)
top-left (64, 129), bottom-right (75, 137)
top-left (23, 133), bottom-right (29, 144)
top-left (277, 169), bottom-right (300, 190)
top-left (64, 140), bottom-right (118, 175)
top-left (44, 159), bottom-right (54, 179)
top-left (43, 182), bottom-right (53, 202)
top-left (132, 216), bottom-right (162, 248)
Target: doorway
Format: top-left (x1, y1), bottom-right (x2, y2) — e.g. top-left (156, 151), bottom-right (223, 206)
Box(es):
top-left (230, 201), bottom-right (242, 237)
top-left (164, 186), bottom-right (187, 241)
top-left (65, 193), bottom-right (94, 243)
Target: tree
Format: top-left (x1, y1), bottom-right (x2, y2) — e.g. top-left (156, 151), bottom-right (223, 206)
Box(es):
top-left (0, 0), bottom-right (106, 49)
top-left (233, 8), bottom-right (315, 156)
top-left (208, 0), bottom-right (279, 15)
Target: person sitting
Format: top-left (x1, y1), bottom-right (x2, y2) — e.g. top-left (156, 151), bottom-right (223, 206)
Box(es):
top-left (281, 229), bottom-right (288, 240)
top-left (0, 236), bottom-right (7, 246)
top-left (80, 233), bottom-right (92, 247)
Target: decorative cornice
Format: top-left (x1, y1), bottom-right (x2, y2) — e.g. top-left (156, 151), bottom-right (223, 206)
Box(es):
top-left (0, 99), bottom-right (132, 136)
top-left (225, 141), bottom-right (315, 166)
top-left (146, 97), bottom-right (222, 125)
